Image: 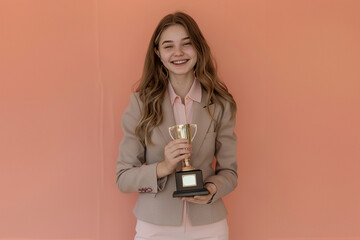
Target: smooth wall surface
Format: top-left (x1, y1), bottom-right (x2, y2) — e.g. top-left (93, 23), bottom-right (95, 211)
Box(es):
top-left (1, 0), bottom-right (359, 240)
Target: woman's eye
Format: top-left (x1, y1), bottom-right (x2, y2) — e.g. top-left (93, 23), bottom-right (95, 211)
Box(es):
top-left (184, 42), bottom-right (192, 46)
top-left (164, 46), bottom-right (172, 49)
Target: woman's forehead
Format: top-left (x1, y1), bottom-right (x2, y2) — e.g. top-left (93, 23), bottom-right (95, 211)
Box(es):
top-left (159, 24), bottom-right (189, 44)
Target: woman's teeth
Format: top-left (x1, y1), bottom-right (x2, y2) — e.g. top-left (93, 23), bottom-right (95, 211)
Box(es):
top-left (172, 60), bottom-right (187, 65)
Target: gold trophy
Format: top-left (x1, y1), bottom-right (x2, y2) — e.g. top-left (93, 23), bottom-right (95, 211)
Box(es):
top-left (169, 124), bottom-right (209, 198)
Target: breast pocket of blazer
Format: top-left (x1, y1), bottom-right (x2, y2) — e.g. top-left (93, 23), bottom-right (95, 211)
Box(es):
top-left (200, 131), bottom-right (217, 157)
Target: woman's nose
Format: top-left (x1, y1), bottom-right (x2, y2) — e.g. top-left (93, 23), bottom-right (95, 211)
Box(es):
top-left (174, 46), bottom-right (184, 56)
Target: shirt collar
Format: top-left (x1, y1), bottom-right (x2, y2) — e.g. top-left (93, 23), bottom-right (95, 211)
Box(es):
top-left (168, 79), bottom-right (202, 106)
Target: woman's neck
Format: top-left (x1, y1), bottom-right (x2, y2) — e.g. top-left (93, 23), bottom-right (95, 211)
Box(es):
top-left (169, 73), bottom-right (195, 102)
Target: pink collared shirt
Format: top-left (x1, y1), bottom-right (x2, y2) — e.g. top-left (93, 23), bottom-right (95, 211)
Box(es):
top-left (167, 78), bottom-right (202, 125)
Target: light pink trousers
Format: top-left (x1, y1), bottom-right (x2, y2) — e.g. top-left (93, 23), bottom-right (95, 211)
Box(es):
top-left (134, 202), bottom-right (229, 240)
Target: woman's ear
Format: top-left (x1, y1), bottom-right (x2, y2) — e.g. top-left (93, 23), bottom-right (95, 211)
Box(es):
top-left (154, 48), bottom-right (160, 58)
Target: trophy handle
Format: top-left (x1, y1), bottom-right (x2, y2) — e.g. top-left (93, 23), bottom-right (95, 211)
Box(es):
top-left (168, 126), bottom-right (176, 140)
top-left (190, 124), bottom-right (197, 142)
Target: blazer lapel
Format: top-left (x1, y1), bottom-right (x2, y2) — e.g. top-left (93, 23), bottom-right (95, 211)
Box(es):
top-left (157, 92), bottom-right (176, 145)
top-left (191, 89), bottom-right (214, 158)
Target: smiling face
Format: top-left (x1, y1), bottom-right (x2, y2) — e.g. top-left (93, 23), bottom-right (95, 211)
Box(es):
top-left (155, 24), bottom-right (197, 80)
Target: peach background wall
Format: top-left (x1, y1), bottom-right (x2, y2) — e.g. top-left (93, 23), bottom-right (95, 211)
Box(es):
top-left (1, 0), bottom-right (359, 240)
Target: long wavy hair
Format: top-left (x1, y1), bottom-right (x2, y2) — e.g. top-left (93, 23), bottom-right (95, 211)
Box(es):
top-left (135, 12), bottom-right (237, 144)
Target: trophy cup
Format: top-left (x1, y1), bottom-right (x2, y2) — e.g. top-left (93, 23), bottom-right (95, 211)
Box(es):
top-left (169, 124), bottom-right (210, 198)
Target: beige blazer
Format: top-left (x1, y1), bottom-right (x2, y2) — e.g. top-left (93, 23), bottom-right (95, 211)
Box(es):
top-left (116, 89), bottom-right (237, 226)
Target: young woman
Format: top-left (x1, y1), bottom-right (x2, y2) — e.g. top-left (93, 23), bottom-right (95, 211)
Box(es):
top-left (116, 12), bottom-right (237, 240)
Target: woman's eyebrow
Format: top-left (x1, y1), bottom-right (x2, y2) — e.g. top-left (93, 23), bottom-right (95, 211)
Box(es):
top-left (161, 40), bottom-right (173, 45)
top-left (161, 37), bottom-right (190, 45)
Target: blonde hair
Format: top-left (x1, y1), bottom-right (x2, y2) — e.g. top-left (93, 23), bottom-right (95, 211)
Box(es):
top-left (135, 12), bottom-right (236, 144)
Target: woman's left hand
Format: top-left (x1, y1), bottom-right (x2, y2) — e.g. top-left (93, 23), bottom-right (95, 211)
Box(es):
top-left (181, 183), bottom-right (217, 204)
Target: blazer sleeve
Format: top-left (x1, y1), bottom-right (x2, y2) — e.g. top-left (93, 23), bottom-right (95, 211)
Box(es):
top-left (116, 93), bottom-right (163, 195)
top-left (204, 100), bottom-right (238, 202)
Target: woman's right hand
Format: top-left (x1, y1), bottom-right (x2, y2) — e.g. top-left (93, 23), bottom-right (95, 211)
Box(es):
top-left (156, 139), bottom-right (192, 178)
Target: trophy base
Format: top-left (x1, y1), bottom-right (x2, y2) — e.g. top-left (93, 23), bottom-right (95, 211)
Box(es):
top-left (173, 169), bottom-right (210, 198)
top-left (173, 188), bottom-right (210, 198)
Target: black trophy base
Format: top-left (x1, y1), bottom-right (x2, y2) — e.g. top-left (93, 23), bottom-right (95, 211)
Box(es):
top-left (173, 188), bottom-right (209, 198)
top-left (172, 169), bottom-right (210, 198)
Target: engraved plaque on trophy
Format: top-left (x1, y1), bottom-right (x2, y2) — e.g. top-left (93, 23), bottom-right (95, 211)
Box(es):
top-left (169, 124), bottom-right (210, 198)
